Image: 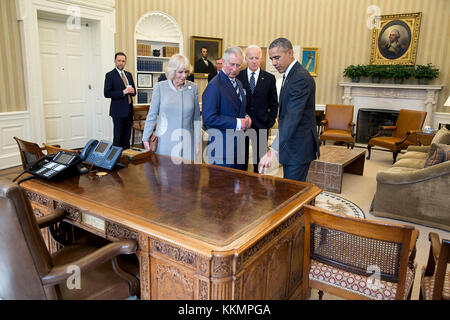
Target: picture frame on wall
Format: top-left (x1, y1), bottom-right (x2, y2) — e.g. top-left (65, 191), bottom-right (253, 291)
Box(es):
top-left (301, 47), bottom-right (319, 77)
top-left (370, 12), bottom-right (422, 65)
top-left (191, 36), bottom-right (223, 79)
top-left (137, 73), bottom-right (153, 88)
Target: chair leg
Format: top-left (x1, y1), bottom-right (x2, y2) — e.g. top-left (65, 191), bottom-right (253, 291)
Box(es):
top-left (367, 144), bottom-right (372, 160)
top-left (131, 129), bottom-right (135, 147)
top-left (318, 290), bottom-right (324, 300)
top-left (393, 151), bottom-right (400, 164)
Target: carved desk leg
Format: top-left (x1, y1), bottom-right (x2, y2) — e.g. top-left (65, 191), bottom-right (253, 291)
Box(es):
top-left (138, 233), bottom-right (151, 300)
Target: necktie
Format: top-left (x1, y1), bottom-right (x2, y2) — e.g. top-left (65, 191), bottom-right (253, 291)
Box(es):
top-left (121, 71), bottom-right (132, 104)
top-left (231, 79), bottom-right (242, 102)
top-left (250, 72), bottom-right (256, 94)
top-left (281, 73), bottom-right (286, 88)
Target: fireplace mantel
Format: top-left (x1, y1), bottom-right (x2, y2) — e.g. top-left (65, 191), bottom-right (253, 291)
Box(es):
top-left (339, 82), bottom-right (443, 127)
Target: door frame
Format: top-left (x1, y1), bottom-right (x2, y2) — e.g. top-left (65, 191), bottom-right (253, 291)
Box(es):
top-left (15, 0), bottom-right (115, 144)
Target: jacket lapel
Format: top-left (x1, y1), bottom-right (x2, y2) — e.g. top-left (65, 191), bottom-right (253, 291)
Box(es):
top-left (279, 62), bottom-right (300, 115)
top-left (220, 71), bottom-right (242, 108)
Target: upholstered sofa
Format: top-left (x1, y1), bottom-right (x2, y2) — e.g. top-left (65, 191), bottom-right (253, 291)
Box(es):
top-left (370, 127), bottom-right (450, 231)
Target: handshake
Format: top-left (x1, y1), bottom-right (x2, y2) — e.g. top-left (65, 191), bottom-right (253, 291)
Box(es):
top-left (239, 115), bottom-right (252, 131)
top-left (123, 85), bottom-right (135, 95)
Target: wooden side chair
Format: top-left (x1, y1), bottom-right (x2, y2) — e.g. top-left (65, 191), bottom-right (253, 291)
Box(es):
top-left (301, 204), bottom-right (418, 300)
top-left (42, 143), bottom-right (81, 156)
top-left (366, 109), bottom-right (427, 163)
top-left (420, 232), bottom-right (450, 300)
top-left (131, 104), bottom-right (150, 147)
top-left (0, 178), bottom-right (139, 299)
top-left (13, 136), bottom-right (46, 170)
top-left (319, 104), bottom-right (355, 149)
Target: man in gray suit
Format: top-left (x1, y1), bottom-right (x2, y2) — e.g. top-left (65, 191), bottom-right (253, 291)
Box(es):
top-left (258, 38), bottom-right (319, 181)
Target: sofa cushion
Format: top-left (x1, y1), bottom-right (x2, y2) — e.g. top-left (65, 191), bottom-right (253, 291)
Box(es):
top-left (431, 127), bottom-right (450, 145)
top-left (393, 158), bottom-right (426, 169)
top-left (384, 167), bottom-right (418, 174)
top-left (397, 151), bottom-right (428, 161)
top-left (424, 143), bottom-right (450, 168)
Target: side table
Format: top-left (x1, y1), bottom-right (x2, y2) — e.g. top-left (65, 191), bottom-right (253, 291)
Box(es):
top-left (414, 130), bottom-right (436, 146)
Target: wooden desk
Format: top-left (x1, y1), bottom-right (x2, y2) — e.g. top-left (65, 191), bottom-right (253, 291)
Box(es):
top-left (22, 154), bottom-right (320, 300)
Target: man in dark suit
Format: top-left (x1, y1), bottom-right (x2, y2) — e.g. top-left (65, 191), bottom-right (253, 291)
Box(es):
top-left (104, 52), bottom-right (136, 149)
top-left (194, 47), bottom-right (216, 74)
top-left (259, 38), bottom-right (319, 182)
top-left (208, 58), bottom-right (223, 82)
top-left (237, 45), bottom-right (278, 172)
top-left (202, 47), bottom-right (251, 170)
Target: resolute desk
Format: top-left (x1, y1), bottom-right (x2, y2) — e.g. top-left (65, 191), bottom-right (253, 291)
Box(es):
top-left (22, 154), bottom-right (321, 300)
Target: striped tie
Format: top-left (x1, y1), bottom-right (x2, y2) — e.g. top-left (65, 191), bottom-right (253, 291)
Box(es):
top-left (231, 79), bottom-right (242, 102)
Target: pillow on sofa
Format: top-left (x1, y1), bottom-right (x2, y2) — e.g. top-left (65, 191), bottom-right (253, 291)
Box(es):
top-left (424, 143), bottom-right (450, 167)
top-left (430, 126), bottom-right (450, 145)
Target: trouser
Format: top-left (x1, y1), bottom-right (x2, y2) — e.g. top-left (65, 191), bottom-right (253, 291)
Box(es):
top-left (283, 162), bottom-right (311, 182)
top-left (112, 105), bottom-right (133, 149)
top-left (244, 128), bottom-right (269, 173)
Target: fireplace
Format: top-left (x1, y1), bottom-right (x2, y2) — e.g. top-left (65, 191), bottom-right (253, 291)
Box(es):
top-left (356, 108), bottom-right (399, 144)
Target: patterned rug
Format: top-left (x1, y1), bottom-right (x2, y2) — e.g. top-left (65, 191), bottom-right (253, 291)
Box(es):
top-left (315, 192), bottom-right (365, 219)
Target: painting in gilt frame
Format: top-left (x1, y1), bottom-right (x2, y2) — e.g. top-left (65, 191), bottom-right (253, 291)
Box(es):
top-left (301, 47), bottom-right (319, 77)
top-left (370, 12), bottom-right (422, 65)
top-left (191, 36), bottom-right (223, 79)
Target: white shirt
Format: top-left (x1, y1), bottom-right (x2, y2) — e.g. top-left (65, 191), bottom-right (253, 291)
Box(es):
top-left (283, 60), bottom-right (297, 83)
top-left (247, 67), bottom-right (260, 87)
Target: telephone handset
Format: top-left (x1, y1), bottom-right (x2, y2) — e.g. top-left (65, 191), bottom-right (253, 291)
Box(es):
top-left (81, 139), bottom-right (123, 170)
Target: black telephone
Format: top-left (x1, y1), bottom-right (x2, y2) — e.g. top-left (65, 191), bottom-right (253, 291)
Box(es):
top-left (26, 151), bottom-right (82, 181)
top-left (80, 139), bottom-right (123, 170)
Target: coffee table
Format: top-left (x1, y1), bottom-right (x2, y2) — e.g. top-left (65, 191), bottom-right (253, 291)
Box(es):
top-left (307, 145), bottom-right (366, 193)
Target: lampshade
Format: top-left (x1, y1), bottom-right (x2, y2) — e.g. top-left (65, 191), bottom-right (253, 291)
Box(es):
top-left (445, 96), bottom-right (450, 107)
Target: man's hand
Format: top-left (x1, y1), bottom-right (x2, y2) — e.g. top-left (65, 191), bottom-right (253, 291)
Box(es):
top-left (239, 115), bottom-right (252, 131)
top-left (143, 141), bottom-right (150, 151)
top-left (258, 149), bottom-right (277, 174)
top-left (245, 115), bottom-right (252, 130)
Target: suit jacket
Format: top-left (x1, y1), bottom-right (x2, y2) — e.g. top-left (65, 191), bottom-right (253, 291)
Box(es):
top-left (195, 57), bottom-right (216, 74)
top-left (237, 69), bottom-right (278, 129)
top-left (271, 61), bottom-right (319, 165)
top-left (208, 70), bottom-right (220, 83)
top-left (104, 69), bottom-right (136, 118)
top-left (202, 70), bottom-right (247, 166)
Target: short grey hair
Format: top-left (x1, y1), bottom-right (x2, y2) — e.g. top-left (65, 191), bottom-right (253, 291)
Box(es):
top-left (165, 54), bottom-right (192, 80)
top-left (223, 46), bottom-right (243, 63)
top-left (245, 45), bottom-right (262, 57)
top-left (269, 38), bottom-right (293, 51)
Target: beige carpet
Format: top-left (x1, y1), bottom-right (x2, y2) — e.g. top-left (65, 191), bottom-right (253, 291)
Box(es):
top-left (258, 146), bottom-right (450, 300)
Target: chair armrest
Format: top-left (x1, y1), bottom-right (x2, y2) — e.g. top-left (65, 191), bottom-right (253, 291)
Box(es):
top-left (380, 126), bottom-right (396, 131)
top-left (410, 229), bottom-right (419, 251)
top-left (429, 232), bottom-right (441, 261)
top-left (41, 239), bottom-right (137, 286)
top-left (37, 208), bottom-right (67, 229)
top-left (320, 119), bottom-right (328, 125)
top-left (394, 131), bottom-right (413, 146)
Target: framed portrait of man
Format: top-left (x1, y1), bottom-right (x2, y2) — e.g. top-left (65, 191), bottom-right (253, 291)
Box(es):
top-left (301, 47), bottom-right (319, 77)
top-left (370, 12), bottom-right (422, 65)
top-left (190, 36), bottom-right (223, 79)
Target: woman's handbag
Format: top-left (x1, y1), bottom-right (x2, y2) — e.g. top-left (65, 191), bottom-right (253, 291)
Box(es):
top-left (149, 133), bottom-right (158, 152)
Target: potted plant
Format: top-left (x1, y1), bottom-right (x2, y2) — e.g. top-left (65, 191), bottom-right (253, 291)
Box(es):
top-left (343, 65), bottom-right (365, 83)
top-left (390, 64), bottom-right (414, 84)
top-left (366, 64), bottom-right (388, 83)
top-left (414, 63), bottom-right (439, 84)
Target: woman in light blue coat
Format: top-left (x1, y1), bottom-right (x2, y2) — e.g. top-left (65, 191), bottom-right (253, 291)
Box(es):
top-left (142, 54), bottom-right (201, 162)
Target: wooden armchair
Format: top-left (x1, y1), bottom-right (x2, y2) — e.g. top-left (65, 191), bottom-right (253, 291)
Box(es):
top-left (367, 109), bottom-right (427, 163)
top-left (131, 104), bottom-right (150, 147)
top-left (319, 104), bottom-right (355, 149)
top-left (13, 136), bottom-right (46, 170)
top-left (0, 178), bottom-right (139, 299)
top-left (420, 233), bottom-right (449, 300)
top-left (302, 204), bottom-right (418, 300)
top-left (42, 143), bottom-right (81, 156)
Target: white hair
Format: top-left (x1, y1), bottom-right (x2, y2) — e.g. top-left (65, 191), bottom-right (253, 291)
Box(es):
top-left (165, 54), bottom-right (192, 80)
top-left (223, 46), bottom-right (243, 63)
top-left (245, 45), bottom-right (262, 57)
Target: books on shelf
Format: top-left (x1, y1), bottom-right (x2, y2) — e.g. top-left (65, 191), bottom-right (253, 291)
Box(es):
top-left (163, 46), bottom-right (179, 57)
top-left (137, 43), bottom-right (151, 57)
top-left (137, 59), bottom-right (163, 72)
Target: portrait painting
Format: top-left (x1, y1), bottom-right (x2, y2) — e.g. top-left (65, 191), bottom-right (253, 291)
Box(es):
top-left (301, 47), bottom-right (319, 77)
top-left (370, 12), bottom-right (422, 65)
top-left (190, 36), bottom-right (223, 78)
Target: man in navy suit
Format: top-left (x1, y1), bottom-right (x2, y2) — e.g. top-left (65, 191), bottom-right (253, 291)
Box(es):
top-left (202, 46), bottom-right (251, 170)
top-left (104, 52), bottom-right (136, 149)
top-left (259, 38), bottom-right (319, 181)
top-left (237, 45), bottom-right (278, 172)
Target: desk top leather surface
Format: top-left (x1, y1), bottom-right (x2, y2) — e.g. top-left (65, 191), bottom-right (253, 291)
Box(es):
top-left (24, 154), bottom-right (318, 247)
